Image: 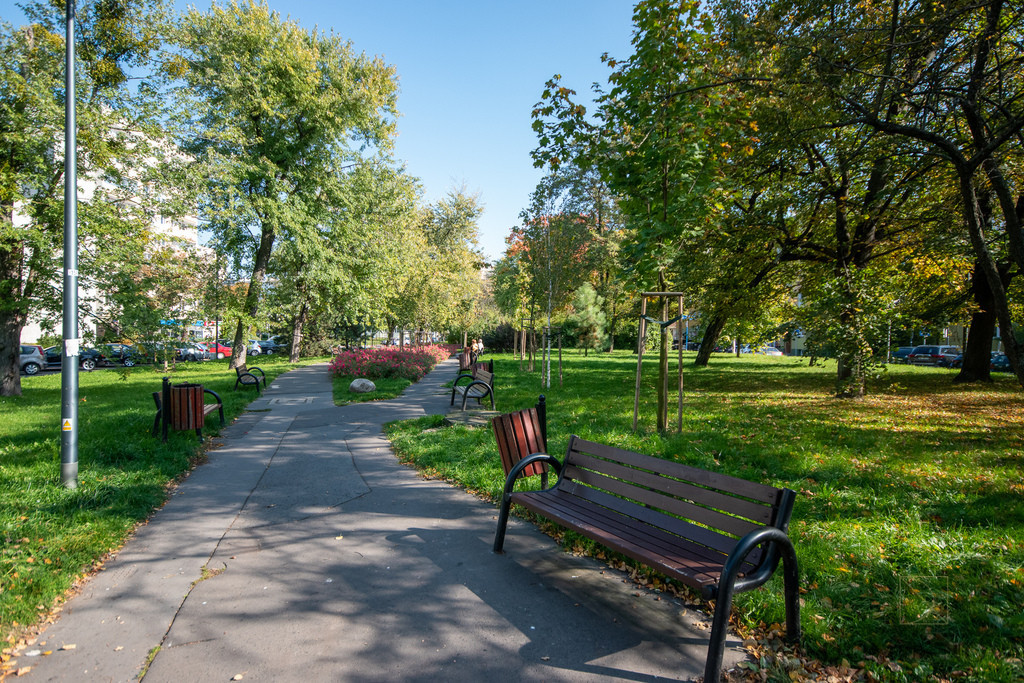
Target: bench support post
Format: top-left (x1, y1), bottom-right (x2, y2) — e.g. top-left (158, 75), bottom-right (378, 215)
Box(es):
top-left (704, 527), bottom-right (801, 681)
top-left (492, 453), bottom-right (562, 554)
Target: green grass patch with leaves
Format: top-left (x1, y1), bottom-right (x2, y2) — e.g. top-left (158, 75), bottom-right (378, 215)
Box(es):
top-left (0, 356), bottom-right (326, 644)
top-left (385, 350), bottom-right (1024, 682)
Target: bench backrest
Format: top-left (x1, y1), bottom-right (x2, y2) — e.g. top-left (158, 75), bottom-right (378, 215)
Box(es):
top-left (235, 364), bottom-right (248, 376)
top-left (559, 436), bottom-right (794, 571)
top-left (475, 369), bottom-right (493, 387)
top-left (459, 348), bottom-right (473, 371)
top-left (492, 397), bottom-right (547, 478)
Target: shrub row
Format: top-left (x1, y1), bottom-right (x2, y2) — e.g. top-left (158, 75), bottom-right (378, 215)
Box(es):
top-left (328, 344), bottom-right (454, 381)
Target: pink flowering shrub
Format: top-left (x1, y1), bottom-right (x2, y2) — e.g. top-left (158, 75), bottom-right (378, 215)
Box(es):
top-left (328, 344), bottom-right (455, 382)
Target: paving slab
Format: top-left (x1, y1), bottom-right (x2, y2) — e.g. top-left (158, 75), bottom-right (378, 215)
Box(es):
top-left (19, 358), bottom-right (743, 682)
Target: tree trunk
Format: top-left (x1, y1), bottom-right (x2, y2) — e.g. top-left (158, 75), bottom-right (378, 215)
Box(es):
top-left (608, 298), bottom-right (617, 352)
top-left (289, 300), bottom-right (308, 363)
top-left (695, 313), bottom-right (728, 367)
top-left (0, 230), bottom-right (26, 397)
top-left (0, 316), bottom-right (23, 398)
top-left (956, 260), bottom-right (1003, 382)
top-left (230, 222), bottom-right (275, 369)
top-left (958, 172), bottom-right (1024, 387)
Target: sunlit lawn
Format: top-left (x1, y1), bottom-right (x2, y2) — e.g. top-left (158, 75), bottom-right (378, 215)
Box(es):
top-left (0, 355), bottom-right (326, 646)
top-left (385, 350), bottom-right (1024, 682)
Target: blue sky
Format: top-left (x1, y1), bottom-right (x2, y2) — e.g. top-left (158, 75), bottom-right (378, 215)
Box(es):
top-left (1, 0), bottom-right (637, 262)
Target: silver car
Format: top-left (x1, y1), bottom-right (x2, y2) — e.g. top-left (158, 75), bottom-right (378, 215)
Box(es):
top-left (19, 344), bottom-right (45, 375)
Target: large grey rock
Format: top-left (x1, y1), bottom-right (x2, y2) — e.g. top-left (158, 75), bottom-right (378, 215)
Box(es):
top-left (349, 378), bottom-right (376, 393)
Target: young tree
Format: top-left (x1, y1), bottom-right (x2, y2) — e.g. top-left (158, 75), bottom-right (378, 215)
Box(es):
top-left (570, 283), bottom-right (607, 355)
top-left (169, 0), bottom-right (398, 368)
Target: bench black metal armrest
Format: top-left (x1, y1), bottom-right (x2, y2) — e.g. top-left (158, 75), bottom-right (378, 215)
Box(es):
top-left (203, 388), bottom-right (226, 426)
top-left (247, 366), bottom-right (266, 383)
top-left (493, 453), bottom-right (562, 553)
top-left (501, 453), bottom-right (561, 496)
top-left (450, 373), bottom-right (479, 404)
top-left (458, 378), bottom-right (493, 410)
top-left (703, 526), bottom-right (801, 680)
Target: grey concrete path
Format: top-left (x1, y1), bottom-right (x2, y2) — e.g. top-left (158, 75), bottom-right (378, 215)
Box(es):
top-left (20, 358), bottom-right (743, 682)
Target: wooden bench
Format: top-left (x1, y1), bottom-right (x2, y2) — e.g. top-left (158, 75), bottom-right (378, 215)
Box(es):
top-left (458, 346), bottom-right (474, 374)
top-left (491, 395), bottom-right (550, 489)
top-left (450, 368), bottom-right (494, 410)
top-left (152, 384), bottom-right (224, 442)
top-left (493, 436), bottom-right (800, 681)
top-left (457, 348), bottom-right (492, 380)
top-left (234, 363), bottom-right (266, 393)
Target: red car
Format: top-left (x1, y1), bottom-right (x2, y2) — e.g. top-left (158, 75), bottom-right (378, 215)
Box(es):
top-left (201, 341), bottom-right (231, 359)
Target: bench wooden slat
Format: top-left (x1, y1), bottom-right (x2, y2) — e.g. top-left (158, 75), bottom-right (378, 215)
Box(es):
top-left (554, 468), bottom-right (757, 560)
top-left (513, 487), bottom-right (753, 577)
top-left (572, 438), bottom-right (782, 505)
top-left (510, 490), bottom-right (758, 589)
top-left (567, 450), bottom-right (775, 525)
top-left (493, 409), bottom-right (546, 478)
top-left (563, 462), bottom-right (767, 540)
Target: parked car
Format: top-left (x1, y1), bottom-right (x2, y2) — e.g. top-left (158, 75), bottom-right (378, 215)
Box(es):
top-left (43, 345), bottom-right (107, 371)
top-left (991, 353), bottom-right (1012, 372)
top-left (100, 343), bottom-right (138, 367)
top-left (247, 339), bottom-right (263, 355)
top-left (889, 346), bottom-right (915, 363)
top-left (177, 343), bottom-right (210, 362)
top-left (19, 344), bottom-right (45, 375)
top-left (907, 345), bottom-right (961, 366)
top-left (203, 341), bottom-right (231, 359)
top-left (257, 338), bottom-right (286, 354)
top-left (755, 346), bottom-right (783, 356)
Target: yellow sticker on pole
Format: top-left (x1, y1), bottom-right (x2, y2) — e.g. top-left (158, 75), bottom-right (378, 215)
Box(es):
top-left (62, 419), bottom-right (73, 431)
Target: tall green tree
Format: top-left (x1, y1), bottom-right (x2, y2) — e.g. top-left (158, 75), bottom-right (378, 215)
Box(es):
top-left (169, 0), bottom-right (398, 368)
top-left (271, 161), bottom-right (420, 360)
top-left (741, 0), bottom-right (1024, 385)
top-left (0, 0), bottom-right (171, 396)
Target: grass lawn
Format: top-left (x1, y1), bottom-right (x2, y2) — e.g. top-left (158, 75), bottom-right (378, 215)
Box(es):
top-left (0, 355), bottom-right (326, 649)
top-left (385, 350), bottom-right (1024, 682)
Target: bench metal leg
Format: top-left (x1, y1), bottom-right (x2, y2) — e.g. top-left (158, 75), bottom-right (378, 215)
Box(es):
top-left (704, 532), bottom-right (800, 681)
top-left (493, 493), bottom-right (513, 553)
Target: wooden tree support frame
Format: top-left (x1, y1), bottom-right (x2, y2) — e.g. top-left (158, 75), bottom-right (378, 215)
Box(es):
top-left (632, 292), bottom-right (686, 433)
top-left (517, 318), bottom-right (536, 372)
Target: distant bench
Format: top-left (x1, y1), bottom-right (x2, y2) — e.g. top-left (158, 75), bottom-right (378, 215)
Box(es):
top-left (234, 363), bottom-right (266, 393)
top-left (492, 435), bottom-right (801, 681)
top-left (457, 346), bottom-right (492, 378)
top-left (450, 368), bottom-right (494, 411)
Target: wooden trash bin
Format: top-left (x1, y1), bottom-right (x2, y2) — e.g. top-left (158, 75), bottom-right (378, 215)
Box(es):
top-left (169, 382), bottom-right (205, 431)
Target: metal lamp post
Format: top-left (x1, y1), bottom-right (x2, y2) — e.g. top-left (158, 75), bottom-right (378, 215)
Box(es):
top-left (60, 0), bottom-right (79, 488)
